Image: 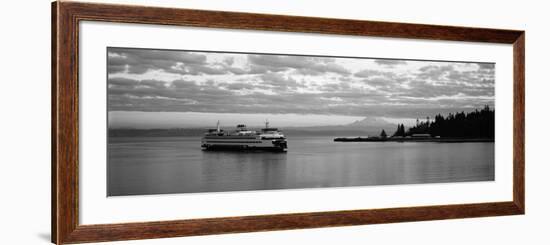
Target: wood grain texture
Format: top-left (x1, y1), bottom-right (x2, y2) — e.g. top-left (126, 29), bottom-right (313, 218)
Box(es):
top-left (51, 2), bottom-right (58, 243)
top-left (53, 1), bottom-right (80, 244)
top-left (62, 1), bottom-right (522, 43)
top-left (51, 1), bottom-right (525, 244)
top-left (64, 202), bottom-right (521, 244)
top-left (513, 33), bottom-right (525, 213)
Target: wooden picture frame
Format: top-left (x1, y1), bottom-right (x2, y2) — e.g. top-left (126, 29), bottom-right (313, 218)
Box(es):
top-left (52, 1), bottom-right (525, 244)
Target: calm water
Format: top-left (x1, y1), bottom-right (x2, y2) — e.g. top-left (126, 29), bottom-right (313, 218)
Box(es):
top-left (107, 136), bottom-right (494, 196)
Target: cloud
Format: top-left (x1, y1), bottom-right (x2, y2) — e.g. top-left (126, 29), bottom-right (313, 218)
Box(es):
top-left (363, 78), bottom-right (395, 90)
top-left (107, 48), bottom-right (495, 119)
top-left (374, 59), bottom-right (407, 66)
top-left (248, 54), bottom-right (351, 76)
top-left (219, 82), bottom-right (257, 91)
top-left (477, 63), bottom-right (495, 70)
top-left (416, 65), bottom-right (455, 81)
top-left (108, 48), bottom-right (230, 76)
top-left (354, 69), bottom-right (398, 79)
top-left (108, 77), bottom-right (140, 87)
top-left (260, 72), bottom-right (303, 89)
top-left (108, 75), bottom-right (493, 118)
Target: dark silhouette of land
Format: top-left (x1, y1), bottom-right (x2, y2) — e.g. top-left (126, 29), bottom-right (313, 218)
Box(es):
top-left (335, 106), bottom-right (495, 143)
top-left (395, 105), bottom-right (494, 138)
top-left (334, 137), bottom-right (493, 143)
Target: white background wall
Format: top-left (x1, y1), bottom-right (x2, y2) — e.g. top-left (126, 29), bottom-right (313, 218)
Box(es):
top-left (0, 0), bottom-right (547, 244)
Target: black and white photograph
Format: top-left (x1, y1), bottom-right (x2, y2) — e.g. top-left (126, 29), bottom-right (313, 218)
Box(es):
top-left (6, 0), bottom-right (546, 244)
top-left (107, 47), bottom-right (495, 196)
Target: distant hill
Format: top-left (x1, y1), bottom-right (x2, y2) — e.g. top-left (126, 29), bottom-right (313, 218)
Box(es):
top-left (283, 117), bottom-right (395, 137)
top-left (109, 116), bottom-right (396, 138)
top-left (347, 116), bottom-right (395, 128)
top-left (283, 128), bottom-right (374, 137)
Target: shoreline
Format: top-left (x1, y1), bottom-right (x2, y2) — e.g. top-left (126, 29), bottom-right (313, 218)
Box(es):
top-left (333, 137), bottom-right (494, 143)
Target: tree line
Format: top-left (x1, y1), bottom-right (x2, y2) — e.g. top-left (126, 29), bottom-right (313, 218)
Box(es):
top-left (390, 105), bottom-right (495, 139)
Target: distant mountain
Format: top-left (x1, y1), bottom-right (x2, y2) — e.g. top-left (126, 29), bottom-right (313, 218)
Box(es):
top-left (109, 117), bottom-right (397, 138)
top-left (283, 117), bottom-right (396, 137)
top-left (347, 117), bottom-right (395, 128)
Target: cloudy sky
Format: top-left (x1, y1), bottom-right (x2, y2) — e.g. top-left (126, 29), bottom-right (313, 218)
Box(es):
top-left (107, 47), bottom-right (494, 128)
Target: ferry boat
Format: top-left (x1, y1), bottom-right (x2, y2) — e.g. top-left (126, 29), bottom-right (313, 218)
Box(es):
top-left (201, 121), bottom-right (287, 152)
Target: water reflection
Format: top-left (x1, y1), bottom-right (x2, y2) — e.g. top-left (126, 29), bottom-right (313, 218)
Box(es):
top-left (107, 136), bottom-right (494, 196)
top-left (200, 151), bottom-right (288, 191)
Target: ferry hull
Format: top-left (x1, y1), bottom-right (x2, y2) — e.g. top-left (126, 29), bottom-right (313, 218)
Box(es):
top-left (201, 138), bottom-right (287, 152)
top-left (201, 145), bottom-right (287, 152)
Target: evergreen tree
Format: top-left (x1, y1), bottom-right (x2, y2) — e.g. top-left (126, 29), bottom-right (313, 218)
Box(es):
top-left (380, 129), bottom-right (387, 139)
top-left (392, 124), bottom-right (406, 137)
top-left (392, 124), bottom-right (402, 137)
top-left (402, 106), bottom-right (494, 138)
